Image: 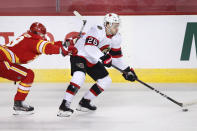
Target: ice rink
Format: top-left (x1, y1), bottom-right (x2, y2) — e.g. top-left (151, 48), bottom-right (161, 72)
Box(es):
top-left (0, 83), bottom-right (197, 131)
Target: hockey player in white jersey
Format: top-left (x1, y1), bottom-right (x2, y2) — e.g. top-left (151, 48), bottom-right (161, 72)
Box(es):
top-left (57, 13), bottom-right (138, 117)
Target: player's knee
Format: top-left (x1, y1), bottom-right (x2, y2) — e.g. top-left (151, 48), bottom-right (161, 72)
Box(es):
top-left (71, 71), bottom-right (86, 87)
top-left (22, 69), bottom-right (35, 84)
top-left (97, 75), bottom-right (112, 90)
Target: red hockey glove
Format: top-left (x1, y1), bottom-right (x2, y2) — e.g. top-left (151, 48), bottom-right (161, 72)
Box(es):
top-left (67, 45), bottom-right (78, 56)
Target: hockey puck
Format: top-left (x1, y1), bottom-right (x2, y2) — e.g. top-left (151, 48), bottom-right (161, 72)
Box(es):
top-left (182, 109), bottom-right (188, 112)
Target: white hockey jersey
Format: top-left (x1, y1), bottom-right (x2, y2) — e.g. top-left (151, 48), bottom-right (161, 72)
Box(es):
top-left (75, 24), bottom-right (128, 70)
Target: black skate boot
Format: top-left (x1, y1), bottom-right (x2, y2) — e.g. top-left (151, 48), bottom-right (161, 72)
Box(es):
top-left (76, 98), bottom-right (97, 112)
top-left (57, 100), bottom-right (74, 117)
top-left (13, 100), bottom-right (34, 115)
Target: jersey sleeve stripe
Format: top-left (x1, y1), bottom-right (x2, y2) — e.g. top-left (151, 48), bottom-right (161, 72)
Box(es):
top-left (111, 54), bottom-right (123, 58)
top-left (111, 48), bottom-right (121, 51)
top-left (36, 40), bottom-right (44, 53)
top-left (109, 48), bottom-right (123, 58)
top-left (42, 42), bottom-right (50, 54)
top-left (39, 41), bottom-right (48, 53)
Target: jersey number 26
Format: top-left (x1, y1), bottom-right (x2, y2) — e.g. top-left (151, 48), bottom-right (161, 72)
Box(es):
top-left (86, 36), bottom-right (98, 46)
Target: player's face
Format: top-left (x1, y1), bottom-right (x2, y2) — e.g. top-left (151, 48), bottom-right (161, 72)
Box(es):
top-left (37, 32), bottom-right (46, 39)
top-left (110, 23), bottom-right (119, 35)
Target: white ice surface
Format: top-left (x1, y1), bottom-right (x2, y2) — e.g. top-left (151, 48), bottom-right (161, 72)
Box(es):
top-left (0, 83), bottom-right (197, 131)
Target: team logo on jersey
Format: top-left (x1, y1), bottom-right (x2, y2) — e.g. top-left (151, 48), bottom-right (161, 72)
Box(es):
top-left (100, 45), bottom-right (110, 54)
top-left (76, 63), bottom-right (85, 69)
top-left (102, 47), bottom-right (110, 54)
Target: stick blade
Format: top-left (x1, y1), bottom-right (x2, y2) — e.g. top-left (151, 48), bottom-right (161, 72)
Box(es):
top-left (182, 100), bottom-right (197, 107)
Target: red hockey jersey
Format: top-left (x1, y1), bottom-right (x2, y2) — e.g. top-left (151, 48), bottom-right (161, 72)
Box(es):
top-left (1, 31), bottom-right (62, 64)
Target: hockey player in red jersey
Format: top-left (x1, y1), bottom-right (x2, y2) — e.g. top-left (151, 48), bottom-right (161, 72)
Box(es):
top-left (57, 13), bottom-right (138, 117)
top-left (0, 22), bottom-right (77, 115)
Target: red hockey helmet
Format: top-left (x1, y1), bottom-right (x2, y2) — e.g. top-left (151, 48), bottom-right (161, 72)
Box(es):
top-left (30, 22), bottom-right (47, 36)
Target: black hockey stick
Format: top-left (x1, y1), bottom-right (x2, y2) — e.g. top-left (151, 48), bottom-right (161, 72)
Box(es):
top-left (111, 64), bottom-right (184, 107)
top-left (135, 79), bottom-right (197, 107)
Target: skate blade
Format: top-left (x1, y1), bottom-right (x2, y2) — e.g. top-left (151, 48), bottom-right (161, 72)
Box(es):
top-left (76, 105), bottom-right (90, 112)
top-left (13, 110), bottom-right (34, 115)
top-left (57, 110), bottom-right (73, 117)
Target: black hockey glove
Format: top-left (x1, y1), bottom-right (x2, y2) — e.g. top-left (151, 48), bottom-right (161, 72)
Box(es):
top-left (122, 67), bottom-right (138, 82)
top-left (100, 54), bottom-right (112, 67)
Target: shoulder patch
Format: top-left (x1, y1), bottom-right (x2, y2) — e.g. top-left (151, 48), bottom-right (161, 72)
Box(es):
top-left (97, 26), bottom-right (103, 30)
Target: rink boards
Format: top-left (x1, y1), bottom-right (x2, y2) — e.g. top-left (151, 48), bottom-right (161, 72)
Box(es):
top-left (0, 68), bottom-right (196, 83)
top-left (0, 15), bottom-right (196, 83)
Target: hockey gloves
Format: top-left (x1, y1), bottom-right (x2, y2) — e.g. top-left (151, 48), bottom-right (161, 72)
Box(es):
top-left (60, 44), bottom-right (78, 57)
top-left (122, 67), bottom-right (138, 82)
top-left (67, 45), bottom-right (78, 55)
top-left (100, 54), bottom-right (112, 67)
top-left (63, 38), bottom-right (75, 47)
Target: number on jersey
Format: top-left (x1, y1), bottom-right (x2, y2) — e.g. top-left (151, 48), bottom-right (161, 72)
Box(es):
top-left (85, 36), bottom-right (99, 46)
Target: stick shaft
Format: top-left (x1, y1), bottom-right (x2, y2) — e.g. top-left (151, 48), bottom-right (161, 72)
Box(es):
top-left (111, 64), bottom-right (183, 107)
top-left (73, 10), bottom-right (87, 41)
top-left (136, 79), bottom-right (183, 107)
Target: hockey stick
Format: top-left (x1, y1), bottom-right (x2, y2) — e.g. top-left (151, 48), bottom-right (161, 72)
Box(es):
top-left (70, 11), bottom-right (197, 108)
top-left (63, 11), bottom-right (87, 47)
top-left (136, 80), bottom-right (197, 107)
top-left (111, 64), bottom-right (194, 108)
top-left (73, 10), bottom-right (87, 41)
